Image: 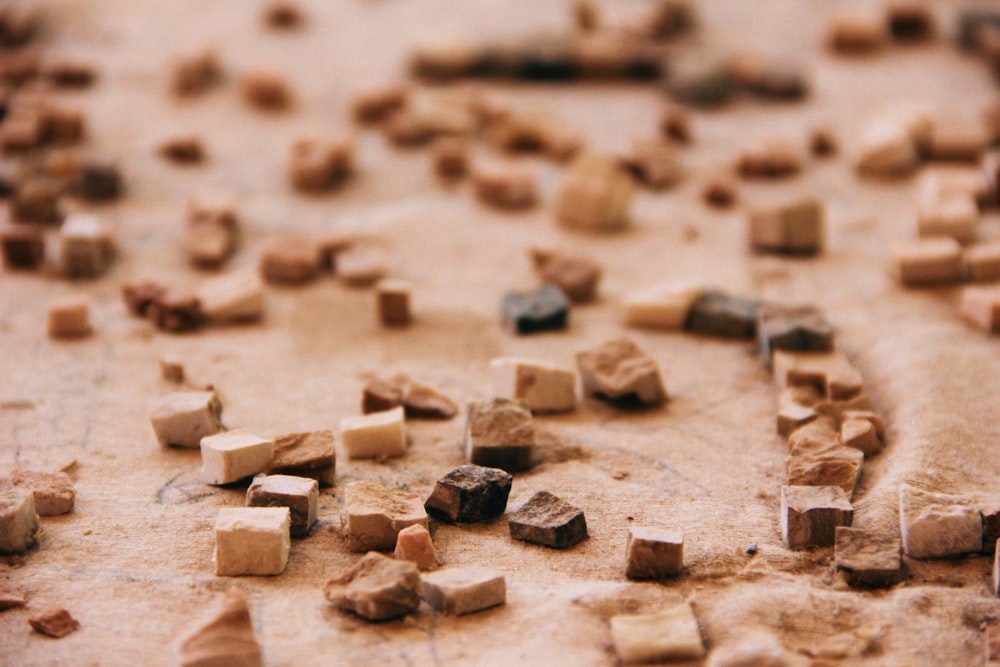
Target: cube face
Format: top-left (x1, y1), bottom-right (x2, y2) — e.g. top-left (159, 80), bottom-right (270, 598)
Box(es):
top-left (343, 480), bottom-right (428, 552)
top-left (214, 507), bottom-right (290, 576)
top-left (465, 399), bottom-right (535, 473)
top-left (420, 567), bottom-right (506, 615)
top-left (835, 527), bottom-right (901, 588)
top-left (490, 357), bottom-right (577, 413)
top-left (47, 295), bottom-right (90, 339)
top-left (150, 391), bottom-right (223, 448)
top-left (610, 604), bottom-right (705, 664)
top-left (246, 474), bottom-right (318, 538)
top-left (0, 491), bottom-right (39, 554)
top-left (781, 485), bottom-right (854, 550)
top-left (625, 527), bottom-right (684, 579)
top-left (623, 282), bottom-right (704, 331)
top-left (508, 491), bottom-right (588, 549)
top-left (201, 429), bottom-right (275, 485)
top-left (899, 484), bottom-right (983, 558)
top-left (785, 447), bottom-right (863, 499)
top-left (424, 465), bottom-right (512, 524)
top-left (10, 470), bottom-right (75, 516)
top-left (340, 407), bottom-right (407, 460)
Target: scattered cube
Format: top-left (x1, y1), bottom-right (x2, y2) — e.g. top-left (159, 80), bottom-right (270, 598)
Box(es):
top-left (340, 406), bottom-right (406, 460)
top-left (150, 390), bottom-right (223, 448)
top-left (47, 294), bottom-right (90, 339)
top-left (336, 245), bottom-right (388, 286)
top-left (431, 137), bottom-right (468, 179)
top-left (158, 355), bottom-right (185, 383)
top-left (464, 399), bottom-right (535, 472)
top-left (659, 105), bottom-right (692, 143)
top-left (965, 241), bottom-right (1000, 281)
top-left (157, 134), bottom-right (205, 164)
top-left (263, 0), bottom-right (304, 28)
top-left (77, 161), bottom-right (123, 201)
top-left (960, 285), bottom-right (1000, 333)
top-left (0, 490), bottom-right (39, 554)
top-left (619, 138), bottom-right (682, 190)
top-left (421, 566), bottom-right (506, 615)
top-left (772, 350), bottom-right (864, 400)
top-left (170, 48), bottom-right (222, 96)
top-left (610, 603), bottom-right (706, 664)
top-left (898, 484), bottom-right (983, 559)
top-left (855, 120), bottom-right (919, 177)
top-left (393, 524), bottom-right (438, 570)
top-left (926, 116), bottom-right (990, 162)
top-left (685, 290), bottom-right (760, 339)
top-left (470, 160), bottom-right (538, 209)
top-left (240, 69), bottom-right (293, 110)
top-left (342, 480), bottom-right (428, 552)
top-left (170, 591), bottom-right (262, 667)
top-left (840, 416), bottom-right (883, 456)
top-left (59, 213), bottom-right (114, 277)
top-left (200, 429), bottom-right (274, 485)
top-left (554, 153), bottom-right (634, 233)
top-left (826, 12), bottom-right (887, 53)
top-left (350, 83), bottom-right (408, 123)
top-left (785, 415), bottom-right (839, 457)
top-left (781, 485), bottom-right (854, 550)
top-left (424, 464), bottom-right (513, 524)
top-left (776, 386), bottom-right (820, 437)
top-left (757, 303), bottom-right (834, 361)
top-left (623, 281), bottom-right (704, 331)
top-left (892, 236), bottom-right (966, 286)
top-left (29, 606), bottom-right (80, 638)
top-left (702, 176), bottom-right (737, 208)
top-left (502, 284), bottom-right (569, 334)
top-left (916, 193), bottom-right (979, 244)
top-left (810, 126), bottom-right (839, 157)
top-left (748, 198), bottom-right (824, 255)
top-left (246, 474), bottom-right (318, 538)
top-left (529, 247), bottom-right (602, 303)
top-left (666, 56), bottom-right (734, 107)
top-left (376, 279), bottom-right (412, 327)
top-left (288, 137), bottom-right (353, 191)
top-left (487, 109), bottom-right (583, 161)
top-left (786, 448), bottom-right (864, 499)
top-left (146, 289), bottom-right (204, 333)
top-left (196, 270), bottom-right (264, 323)
top-left (624, 527), bottom-right (684, 580)
top-left (576, 337), bottom-right (666, 406)
top-left (9, 470), bottom-right (74, 515)
top-left (508, 490), bottom-right (588, 549)
top-left (268, 429), bottom-right (336, 486)
top-left (362, 375), bottom-right (458, 419)
top-left (259, 235), bottom-right (320, 285)
top-left (0, 588), bottom-right (26, 610)
top-left (324, 551), bottom-right (422, 621)
top-left (0, 224), bottom-right (44, 269)
top-left (186, 190), bottom-right (239, 268)
top-left (917, 166), bottom-right (991, 208)
top-left (835, 526), bottom-right (902, 588)
top-left (124, 280), bottom-right (168, 319)
top-left (213, 507), bottom-right (290, 576)
top-left (887, 1), bottom-right (936, 41)
top-left (737, 140), bottom-right (803, 179)
top-left (490, 357), bottom-right (577, 413)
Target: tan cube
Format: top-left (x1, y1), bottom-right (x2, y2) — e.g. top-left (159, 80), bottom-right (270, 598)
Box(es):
top-left (960, 285), bottom-right (1000, 333)
top-left (213, 507), bottom-right (290, 576)
top-left (268, 429), bottom-right (337, 486)
top-left (610, 603), bottom-right (706, 664)
top-left (196, 270), bottom-right (264, 323)
top-left (781, 485), bottom-right (854, 550)
top-left (340, 407), bottom-right (406, 460)
top-left (899, 484), bottom-right (983, 558)
top-left (554, 154), bottom-right (634, 233)
top-left (376, 279), bottom-right (412, 327)
top-left (966, 241), bottom-right (1000, 281)
top-left (471, 160), bottom-right (538, 209)
top-left (288, 137), bottom-right (353, 191)
top-left (772, 349), bottom-right (864, 400)
top-left (855, 120), bottom-right (919, 177)
top-left (150, 390), bottom-right (223, 448)
top-left (916, 192), bottom-right (979, 244)
top-left (892, 236), bottom-right (966, 286)
top-left (259, 235), bottom-right (319, 284)
top-left (59, 213), bottom-right (114, 277)
top-left (201, 429), bottom-right (274, 485)
top-left (420, 567), bottom-right (506, 615)
top-left (624, 527), bottom-right (683, 579)
top-left (47, 294), bottom-right (90, 339)
top-left (9, 470), bottom-right (75, 515)
top-left (342, 480), bottom-right (428, 552)
top-left (748, 198), bottom-right (824, 255)
top-left (623, 281), bottom-right (704, 330)
top-left (490, 357), bottom-right (577, 413)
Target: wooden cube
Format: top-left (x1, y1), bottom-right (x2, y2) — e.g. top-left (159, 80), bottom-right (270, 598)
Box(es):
top-left (623, 281), bottom-right (704, 330)
top-left (899, 484), bottom-right (982, 558)
top-left (624, 527), bottom-right (683, 579)
top-left (748, 198), bottom-right (824, 255)
top-left (961, 285), bottom-right (1000, 333)
top-left (200, 429), bottom-right (274, 485)
top-left (150, 390), bottom-right (223, 448)
top-left (490, 357), bottom-right (577, 413)
top-left (781, 485), bottom-right (853, 550)
top-left (835, 526), bottom-right (902, 588)
top-left (421, 567), bottom-right (506, 615)
top-left (196, 270), bottom-right (264, 323)
top-left (916, 192), bottom-right (979, 244)
top-left (213, 507), bottom-right (290, 576)
top-left (757, 303), bottom-right (835, 361)
top-left (246, 474), bottom-right (318, 538)
top-left (341, 480), bottom-right (427, 552)
top-left (47, 294), bottom-right (90, 339)
top-left (340, 406), bottom-right (406, 460)
top-left (0, 490), bottom-right (39, 554)
top-left (965, 241), bottom-right (1000, 281)
top-left (610, 603), bottom-right (706, 664)
top-left (376, 279), bottom-right (412, 327)
top-left (464, 399), bottom-right (535, 472)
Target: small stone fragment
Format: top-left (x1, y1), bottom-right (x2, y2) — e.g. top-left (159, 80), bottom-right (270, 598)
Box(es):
top-left (529, 247), bottom-right (602, 303)
top-left (77, 161), bottom-right (122, 201)
top-left (12, 176), bottom-right (60, 223)
top-left (9, 470), bottom-right (74, 516)
top-left (58, 213), bottom-right (115, 278)
top-left (201, 429), bottom-right (274, 485)
top-left (263, 0), bottom-right (303, 29)
top-left (785, 415), bottom-right (839, 457)
top-left (288, 136), bottom-right (353, 192)
top-left (425, 464), bottom-right (513, 524)
top-left (431, 137), bottom-right (468, 179)
top-left (619, 138), bottom-right (682, 190)
top-left (757, 303), bottom-right (834, 361)
top-left (158, 135), bottom-right (205, 164)
top-left (186, 190), bottom-right (239, 269)
top-left (214, 507), bottom-right (290, 576)
top-left (841, 417), bottom-right (883, 456)
top-left (508, 490), bottom-right (587, 549)
top-left (887, 1), bottom-right (936, 41)
top-left (47, 294), bottom-right (90, 339)
top-left (659, 105), bottom-right (692, 144)
top-left (488, 109), bottom-right (583, 162)
top-left (340, 406), bottom-right (406, 460)
top-left (196, 270), bottom-right (264, 324)
top-left (150, 390), bottom-right (223, 448)
top-left (170, 48), bottom-right (221, 96)
top-left (123, 281), bottom-right (168, 318)
top-left (835, 526), bottom-right (902, 588)
top-left (926, 116), bottom-right (990, 162)
top-left (772, 350), bottom-right (864, 400)
top-left (247, 474), bottom-right (318, 538)
top-left (465, 399), bottom-right (535, 472)
top-left (324, 551), bottom-right (422, 621)
top-left (350, 83), bottom-right (408, 123)
top-left (785, 447), bottom-right (864, 498)
top-left (268, 429), bottom-right (336, 486)
top-left (421, 567), bottom-right (506, 615)
top-left (702, 176), bottom-right (737, 208)
top-left (855, 120), bottom-right (919, 177)
top-left (610, 603), bottom-right (706, 664)
top-left (29, 606), bottom-right (80, 638)
top-left (0, 224), bottom-right (44, 269)
top-left (470, 160), bottom-right (538, 209)
top-left (240, 69), bottom-right (292, 110)
top-left (892, 236), bottom-right (966, 286)
top-left (899, 483), bottom-right (983, 558)
top-left (376, 279), bottom-right (412, 327)
top-left (362, 375), bottom-right (457, 419)
top-left (737, 140), bottom-right (803, 179)
top-left (964, 241), bottom-right (1000, 281)
top-left (393, 524), bottom-right (438, 570)
top-left (624, 281), bottom-right (704, 331)
top-left (811, 126), bottom-right (839, 157)
top-left (666, 56), bottom-right (734, 107)
top-left (781, 485), bottom-right (853, 550)
top-left (748, 198), bottom-right (824, 256)
top-left (336, 245), bottom-right (389, 287)
top-left (169, 590), bottom-right (262, 667)
top-left (259, 235), bottom-right (319, 285)
top-left (826, 12), bottom-right (887, 53)
top-left (961, 285), bottom-right (1000, 333)
top-left (502, 284), bottom-right (569, 334)
top-left (732, 55), bottom-right (809, 101)
top-left (490, 357), bottom-right (577, 413)
top-left (915, 192), bottom-right (979, 244)
top-left (0, 587), bottom-right (26, 610)
top-left (554, 154), bottom-right (634, 232)
top-left (159, 355), bottom-right (185, 383)
top-left (576, 337), bottom-right (666, 406)
top-left (0, 490), bottom-right (39, 554)
top-left (685, 290), bottom-right (760, 339)
top-left (776, 386), bottom-right (820, 437)
top-left (342, 480), bottom-right (428, 552)
top-left (624, 526), bottom-right (683, 579)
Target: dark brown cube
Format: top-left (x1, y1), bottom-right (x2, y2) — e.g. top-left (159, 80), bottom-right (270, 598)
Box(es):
top-left (834, 526), bottom-right (902, 588)
top-left (424, 465), bottom-right (512, 524)
top-left (0, 225), bottom-right (44, 269)
top-left (508, 490), bottom-right (588, 549)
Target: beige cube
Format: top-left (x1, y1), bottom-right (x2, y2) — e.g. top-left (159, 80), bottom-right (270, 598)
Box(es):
top-left (342, 480), bottom-right (428, 552)
top-left (9, 470), bottom-right (75, 516)
top-left (554, 154), bottom-right (634, 232)
top-left (899, 483), bottom-right (982, 559)
top-left (150, 391), bottom-right (223, 448)
top-left (623, 281), bottom-right (704, 330)
top-left (376, 279), bottom-right (412, 327)
top-left (610, 603), bottom-right (706, 663)
top-left (916, 166), bottom-right (991, 207)
top-left (213, 507), bottom-right (290, 576)
top-left (892, 236), bottom-right (966, 286)
top-left (855, 120), bottom-right (919, 177)
top-left (196, 270), bottom-right (264, 323)
top-left (781, 485), bottom-right (854, 549)
top-left (59, 213), bottom-right (115, 277)
top-left (0, 490), bottom-right (40, 554)
top-left (490, 357), bottom-right (577, 413)
top-left (965, 241), bottom-right (1000, 281)
top-left (340, 407), bottom-right (406, 460)
top-left (961, 285), bottom-right (1000, 333)
top-left (772, 350), bottom-right (864, 400)
top-left (47, 294), bottom-right (90, 339)
top-left (916, 192), bottom-right (979, 244)
top-left (748, 198), bottom-right (825, 255)
top-left (624, 527), bottom-right (683, 580)
top-left (420, 567), bottom-right (506, 615)
top-left (201, 429), bottom-right (274, 485)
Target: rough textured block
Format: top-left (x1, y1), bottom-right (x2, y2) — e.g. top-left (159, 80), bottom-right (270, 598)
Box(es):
top-left (786, 447), bottom-right (864, 499)
top-left (781, 485), bottom-right (854, 550)
top-left (625, 527), bottom-right (684, 579)
top-left (0, 490), bottom-right (39, 554)
top-left (610, 603), bottom-right (706, 664)
top-left (196, 270), bottom-right (264, 323)
top-left (623, 281), bottom-right (704, 331)
top-left (288, 136), bottom-right (353, 191)
top-left (773, 350), bottom-right (864, 400)
top-left (268, 429), bottom-right (336, 486)
top-left (892, 236), bottom-right (966, 286)
top-left (785, 415), bottom-right (839, 457)
top-left (393, 524), bottom-right (438, 570)
top-left (529, 247), bottom-right (602, 303)
top-left (465, 399), bottom-right (535, 472)
top-left (619, 138), bottom-right (682, 189)
top-left (927, 116), bottom-right (990, 162)
top-left (0, 224), bottom-right (44, 269)
top-left (421, 566), bottom-right (506, 615)
top-left (150, 391), bottom-right (223, 448)
top-left (47, 294), bottom-right (90, 339)
top-left (960, 285), bottom-right (1000, 333)
top-left (666, 57), bottom-right (734, 107)
top-left (917, 195), bottom-right (979, 249)
top-left (855, 120), bottom-right (919, 177)
top-left (362, 375), bottom-right (458, 420)
top-left (965, 241), bottom-right (1000, 281)
top-left (757, 304), bottom-right (834, 361)
top-left (342, 480), bottom-right (428, 552)
top-left (490, 357), bottom-right (577, 413)
top-left (470, 160), bottom-right (538, 209)
top-left (899, 484), bottom-right (982, 559)
top-left (336, 245), bottom-right (388, 286)
top-left (738, 141), bottom-right (803, 179)
top-left (29, 606), bottom-right (80, 638)
top-left (826, 12), bottom-right (887, 53)
top-left (259, 235), bottom-right (319, 284)
top-left (340, 406), bottom-right (407, 460)
top-left (376, 279), bottom-right (412, 327)
top-left (508, 490), bottom-right (588, 549)
top-left (501, 284), bottom-right (569, 334)
top-left (59, 213), bottom-right (114, 277)
top-left (0, 587), bottom-right (26, 610)
top-left (424, 464), bottom-right (513, 524)
top-left (835, 526), bottom-right (902, 588)
top-left (685, 290), bottom-right (760, 339)
top-left (431, 137), bottom-right (468, 179)
top-left (983, 501), bottom-right (1000, 554)
top-left (201, 430), bottom-right (274, 485)
top-left (9, 470), bottom-right (74, 515)
top-left (170, 590), bottom-right (262, 667)
top-left (840, 416), bottom-right (883, 456)
top-left (576, 337), bottom-right (666, 406)
top-left (213, 507), bottom-right (290, 576)
top-left (325, 552), bottom-right (422, 621)
top-left (246, 474), bottom-right (318, 538)
top-left (554, 153), bottom-right (634, 232)
top-left (185, 190), bottom-right (239, 268)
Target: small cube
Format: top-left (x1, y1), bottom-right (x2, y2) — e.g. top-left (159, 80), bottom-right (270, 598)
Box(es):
top-left (835, 526), bottom-right (902, 588)
top-left (59, 213), bottom-right (114, 277)
top-left (685, 290), bottom-right (760, 339)
top-left (342, 480), bottom-right (428, 552)
top-left (0, 490), bottom-right (39, 554)
top-left (201, 429), bottom-right (275, 485)
top-left (376, 279), bottom-right (412, 326)
top-left (502, 284), bottom-right (569, 334)
top-left (826, 12), bottom-right (887, 53)
top-left (0, 225), bottom-right (44, 269)
top-left (916, 193), bottom-right (979, 244)
top-left (892, 236), bottom-right (966, 286)
top-left (340, 406), bottom-right (406, 460)
top-left (785, 448), bottom-right (864, 499)
top-left (781, 485), bottom-right (854, 550)
top-left (619, 138), bottom-right (682, 190)
top-left (288, 137), bottom-right (353, 191)
top-left (576, 337), bottom-right (666, 406)
top-left (169, 591), bottom-right (262, 667)
top-left (424, 464), bottom-right (513, 524)
top-left (246, 474), bottom-right (318, 538)
top-left (268, 429), bottom-right (336, 486)
top-left (899, 483), bottom-right (983, 558)
top-left (490, 357), bottom-right (577, 413)
top-left (196, 270), bottom-right (264, 323)
top-left (757, 303), bottom-right (834, 361)
top-left (471, 161), bottom-right (538, 209)
top-left (749, 198), bottom-right (824, 255)
top-left (336, 246), bottom-right (388, 286)
top-left (737, 140), bottom-right (803, 179)
top-left (241, 70), bottom-right (292, 110)
top-left (47, 294), bottom-right (90, 339)
top-left (9, 470), bottom-right (74, 515)
top-left (623, 281), bottom-right (704, 331)
top-left (624, 527), bottom-right (683, 579)
top-left (150, 391), bottom-right (223, 448)
top-left (393, 524), bottom-right (438, 570)
top-left (508, 490), bottom-right (588, 549)
top-left (960, 285), bottom-right (1000, 333)
top-left (214, 507), bottom-right (290, 576)
top-left (554, 154), bottom-right (634, 232)
top-left (432, 137), bottom-right (468, 179)
top-left (421, 566), bottom-right (506, 615)
top-left (841, 416), bottom-right (883, 456)
top-left (324, 552), bottom-right (422, 621)
top-left (529, 247), bottom-right (602, 303)
top-left (772, 349), bottom-right (864, 400)
top-left (259, 235), bottom-right (319, 285)
top-left (158, 355), bottom-right (185, 383)
top-left (610, 603), bottom-right (706, 664)
top-left (78, 162), bottom-right (123, 201)
top-left (465, 399), bottom-right (535, 472)
top-left (29, 606), bottom-right (80, 638)
top-left (965, 241), bottom-right (1000, 281)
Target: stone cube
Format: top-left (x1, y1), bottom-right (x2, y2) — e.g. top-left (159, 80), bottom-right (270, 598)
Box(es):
top-left (201, 429), bottom-right (274, 485)
top-left (834, 526), bottom-right (902, 588)
top-left (623, 281), bottom-right (704, 331)
top-left (965, 241), bottom-right (1000, 281)
top-left (748, 198), bottom-right (825, 255)
top-left (393, 524), bottom-right (438, 570)
top-left (781, 485), bottom-right (854, 550)
top-left (213, 507), bottom-right (290, 576)
top-left (324, 551), bottom-right (422, 621)
top-left (501, 284), bottom-right (569, 334)
top-left (508, 490), bottom-right (588, 549)
top-left (150, 390), bottom-right (223, 448)
top-left (340, 406), bottom-right (407, 460)
top-left (624, 527), bottom-right (684, 579)
top-left (757, 303), bottom-right (834, 361)
top-left (196, 270), bottom-right (264, 323)
top-left (424, 464), bottom-right (512, 524)
top-left (267, 429), bottom-right (336, 486)
top-left (342, 480), bottom-right (428, 552)
top-left (960, 285), bottom-right (1000, 333)
top-left (684, 290), bottom-right (760, 339)
top-left (421, 566), bottom-right (506, 615)
top-left (899, 484), bottom-right (982, 558)
top-left (376, 279), bottom-right (412, 327)
top-left (9, 470), bottom-right (74, 515)
top-left (465, 399), bottom-right (535, 472)
top-left (610, 603), bottom-right (706, 664)
top-left (773, 349), bottom-right (864, 400)
top-left (576, 337), bottom-right (666, 406)
top-left (0, 490), bottom-right (39, 554)
top-left (892, 236), bottom-right (966, 286)
top-left (47, 294), bottom-right (90, 339)
top-left (490, 357), bottom-right (577, 413)
top-left (246, 474), bottom-right (318, 538)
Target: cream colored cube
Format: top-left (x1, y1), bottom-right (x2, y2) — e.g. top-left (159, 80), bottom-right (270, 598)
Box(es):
top-left (623, 281), bottom-right (704, 330)
top-left (196, 270), bottom-right (264, 323)
top-left (0, 490), bottom-right (40, 554)
top-left (150, 390), bottom-right (223, 448)
top-left (213, 507), bottom-right (290, 576)
top-left (201, 429), bottom-right (274, 485)
top-left (340, 406), bottom-right (406, 459)
top-left (916, 192), bottom-right (978, 245)
top-left (420, 566), bottom-right (506, 615)
top-left (490, 357), bottom-right (577, 413)
top-left (610, 603), bottom-right (705, 663)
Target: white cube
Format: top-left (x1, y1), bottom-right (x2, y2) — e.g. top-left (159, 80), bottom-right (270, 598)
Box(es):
top-left (421, 566), bottom-right (506, 615)
top-left (214, 507), bottom-right (290, 576)
top-left (340, 406), bottom-right (406, 459)
top-left (490, 357), bottom-right (577, 413)
top-left (201, 429), bottom-right (274, 485)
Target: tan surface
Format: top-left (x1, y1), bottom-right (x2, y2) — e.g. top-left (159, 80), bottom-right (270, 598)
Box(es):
top-left (4, 1), bottom-right (1000, 665)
